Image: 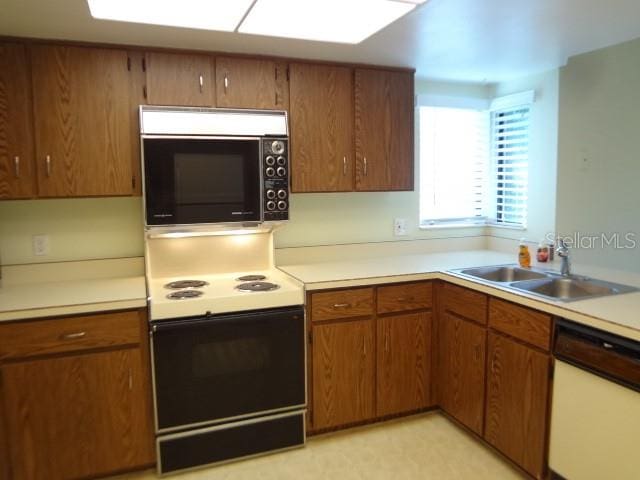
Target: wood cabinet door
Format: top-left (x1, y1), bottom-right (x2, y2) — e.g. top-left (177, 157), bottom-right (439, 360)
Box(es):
top-left (312, 319), bottom-right (375, 430)
top-left (377, 312), bottom-right (432, 416)
top-left (289, 63), bottom-right (353, 192)
top-left (145, 52), bottom-right (214, 107)
top-left (215, 57), bottom-right (286, 109)
top-left (31, 46), bottom-right (134, 197)
top-left (484, 332), bottom-right (550, 479)
top-left (354, 69), bottom-right (413, 191)
top-left (0, 42), bottom-right (35, 199)
top-left (2, 348), bottom-right (155, 480)
top-left (438, 311), bottom-right (486, 435)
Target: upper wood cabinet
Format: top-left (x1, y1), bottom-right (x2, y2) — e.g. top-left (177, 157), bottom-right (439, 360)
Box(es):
top-left (144, 52), bottom-right (215, 107)
top-left (289, 63), bottom-right (354, 192)
top-left (438, 310), bottom-right (487, 435)
top-left (354, 69), bottom-right (414, 191)
top-left (484, 332), bottom-right (550, 479)
top-left (0, 43), bottom-right (35, 199)
top-left (215, 57), bottom-right (288, 110)
top-left (31, 45), bottom-right (135, 197)
top-left (311, 318), bottom-right (375, 430)
top-left (377, 312), bottom-right (431, 416)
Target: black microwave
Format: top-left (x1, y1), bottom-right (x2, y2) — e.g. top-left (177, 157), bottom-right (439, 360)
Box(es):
top-left (140, 106), bottom-right (290, 227)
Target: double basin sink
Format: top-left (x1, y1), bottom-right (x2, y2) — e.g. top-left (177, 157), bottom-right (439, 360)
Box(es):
top-left (450, 265), bottom-right (638, 302)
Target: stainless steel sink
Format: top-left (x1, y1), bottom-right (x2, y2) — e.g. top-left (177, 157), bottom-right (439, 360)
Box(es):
top-left (508, 277), bottom-right (638, 301)
top-left (458, 266), bottom-right (548, 283)
top-left (450, 264), bottom-right (639, 302)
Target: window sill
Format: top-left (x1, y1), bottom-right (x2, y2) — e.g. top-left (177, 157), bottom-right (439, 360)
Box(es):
top-left (419, 223), bottom-right (486, 231)
top-left (486, 223), bottom-right (527, 232)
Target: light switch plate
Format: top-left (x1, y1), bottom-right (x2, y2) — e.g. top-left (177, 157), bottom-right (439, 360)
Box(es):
top-left (394, 218), bottom-right (408, 236)
top-left (32, 234), bottom-right (50, 256)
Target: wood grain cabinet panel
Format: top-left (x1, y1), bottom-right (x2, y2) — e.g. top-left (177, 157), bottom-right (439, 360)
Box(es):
top-left (0, 310), bottom-right (141, 360)
top-left (2, 347), bottom-right (155, 480)
top-left (312, 319), bottom-right (375, 430)
top-left (484, 332), bottom-right (550, 479)
top-left (310, 287), bottom-right (374, 322)
top-left (377, 281), bottom-right (432, 314)
top-left (145, 52), bottom-right (214, 106)
top-left (377, 312), bottom-right (432, 416)
top-left (354, 69), bottom-right (413, 191)
top-left (489, 298), bottom-right (552, 351)
top-left (440, 282), bottom-right (488, 325)
top-left (31, 45), bottom-right (134, 197)
top-left (289, 63), bottom-right (354, 192)
top-left (215, 57), bottom-right (286, 110)
top-left (438, 311), bottom-right (486, 435)
top-left (0, 42), bottom-right (35, 199)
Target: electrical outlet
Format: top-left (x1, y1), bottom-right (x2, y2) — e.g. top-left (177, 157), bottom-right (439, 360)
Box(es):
top-left (32, 234), bottom-right (50, 256)
top-left (394, 218), bottom-right (408, 236)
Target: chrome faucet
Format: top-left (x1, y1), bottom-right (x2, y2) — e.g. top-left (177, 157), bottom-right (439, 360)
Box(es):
top-left (557, 239), bottom-right (571, 276)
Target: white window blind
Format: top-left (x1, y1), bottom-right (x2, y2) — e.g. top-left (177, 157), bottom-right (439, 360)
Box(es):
top-left (490, 104), bottom-right (530, 227)
top-left (419, 106), bottom-right (489, 226)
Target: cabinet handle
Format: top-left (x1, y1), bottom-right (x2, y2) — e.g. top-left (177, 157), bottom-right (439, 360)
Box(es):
top-left (60, 331), bottom-right (86, 340)
top-left (224, 74), bottom-right (229, 92)
top-left (45, 155), bottom-right (51, 177)
top-left (362, 335), bottom-right (366, 356)
top-left (363, 157), bottom-right (368, 176)
top-left (332, 303), bottom-right (351, 309)
top-left (343, 156), bottom-right (347, 175)
top-left (13, 156), bottom-right (20, 178)
top-left (474, 344), bottom-right (481, 362)
top-left (128, 367), bottom-right (133, 391)
top-left (198, 74), bottom-right (204, 93)
top-left (397, 296), bottom-right (414, 302)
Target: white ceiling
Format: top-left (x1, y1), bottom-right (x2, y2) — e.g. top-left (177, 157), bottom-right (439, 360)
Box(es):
top-left (2, 0), bottom-right (640, 82)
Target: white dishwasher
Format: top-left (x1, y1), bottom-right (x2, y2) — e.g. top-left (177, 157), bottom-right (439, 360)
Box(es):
top-left (550, 319), bottom-right (640, 480)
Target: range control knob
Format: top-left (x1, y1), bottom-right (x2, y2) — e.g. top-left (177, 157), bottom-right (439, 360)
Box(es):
top-left (265, 155), bottom-right (276, 166)
top-left (277, 200), bottom-right (287, 211)
top-left (271, 141), bottom-right (285, 155)
top-left (276, 155), bottom-right (286, 166)
top-left (266, 189), bottom-right (276, 200)
top-left (266, 200), bottom-right (276, 211)
top-left (266, 167), bottom-right (276, 177)
top-left (277, 189), bottom-right (287, 199)
top-left (276, 166), bottom-right (286, 177)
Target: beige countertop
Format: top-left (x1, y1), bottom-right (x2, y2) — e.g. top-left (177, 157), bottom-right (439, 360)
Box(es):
top-left (0, 258), bottom-right (147, 322)
top-left (278, 249), bottom-right (640, 341)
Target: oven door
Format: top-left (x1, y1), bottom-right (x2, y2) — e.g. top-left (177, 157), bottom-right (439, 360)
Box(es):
top-left (143, 137), bottom-right (261, 226)
top-left (150, 306), bottom-right (305, 433)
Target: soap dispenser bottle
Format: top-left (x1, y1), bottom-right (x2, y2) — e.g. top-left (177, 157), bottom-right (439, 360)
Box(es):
top-left (518, 238), bottom-right (531, 268)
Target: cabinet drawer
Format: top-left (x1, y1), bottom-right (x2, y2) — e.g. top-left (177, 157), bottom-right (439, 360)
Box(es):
top-left (311, 288), bottom-right (374, 322)
top-left (377, 282), bottom-right (432, 314)
top-left (489, 299), bottom-right (551, 351)
top-left (0, 310), bottom-right (142, 360)
top-left (440, 283), bottom-right (487, 325)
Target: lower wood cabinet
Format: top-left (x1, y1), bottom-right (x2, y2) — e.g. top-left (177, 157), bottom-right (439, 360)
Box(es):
top-left (377, 312), bottom-right (431, 416)
top-left (484, 332), bottom-right (550, 479)
top-left (0, 309), bottom-right (155, 480)
top-left (311, 318), bottom-right (375, 430)
top-left (438, 310), bottom-right (487, 435)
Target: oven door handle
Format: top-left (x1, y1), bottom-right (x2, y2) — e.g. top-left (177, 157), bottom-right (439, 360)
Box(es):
top-left (150, 307), bottom-right (304, 334)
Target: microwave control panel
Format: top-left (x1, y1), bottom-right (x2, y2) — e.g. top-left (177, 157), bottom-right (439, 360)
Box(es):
top-left (262, 138), bottom-right (289, 222)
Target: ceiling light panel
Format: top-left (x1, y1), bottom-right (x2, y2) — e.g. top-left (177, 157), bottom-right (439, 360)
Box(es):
top-left (87, 0), bottom-right (254, 32)
top-left (239, 0), bottom-right (417, 44)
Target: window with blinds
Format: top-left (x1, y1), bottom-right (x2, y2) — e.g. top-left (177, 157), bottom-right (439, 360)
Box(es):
top-left (491, 105), bottom-right (530, 227)
top-left (418, 91), bottom-right (533, 229)
top-left (419, 106), bottom-right (489, 226)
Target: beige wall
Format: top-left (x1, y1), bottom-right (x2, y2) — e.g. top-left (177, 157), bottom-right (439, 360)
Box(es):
top-left (0, 197), bottom-right (143, 265)
top-left (487, 69), bottom-right (559, 244)
top-left (557, 37), bottom-right (640, 272)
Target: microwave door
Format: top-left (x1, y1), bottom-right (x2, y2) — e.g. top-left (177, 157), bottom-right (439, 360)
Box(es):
top-left (143, 137), bottom-right (261, 226)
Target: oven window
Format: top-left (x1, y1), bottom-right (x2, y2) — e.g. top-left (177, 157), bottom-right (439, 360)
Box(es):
top-left (143, 138), bottom-right (261, 225)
